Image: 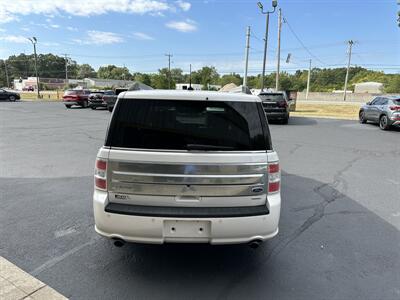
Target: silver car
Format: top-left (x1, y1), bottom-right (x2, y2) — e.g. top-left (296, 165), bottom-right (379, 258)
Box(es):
top-left (359, 96), bottom-right (400, 130)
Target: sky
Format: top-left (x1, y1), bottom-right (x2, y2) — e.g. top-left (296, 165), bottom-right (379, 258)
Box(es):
top-left (0, 0), bottom-right (399, 75)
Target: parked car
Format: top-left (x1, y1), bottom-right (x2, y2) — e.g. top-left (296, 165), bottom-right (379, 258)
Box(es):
top-left (93, 90), bottom-right (281, 248)
top-left (359, 96), bottom-right (400, 130)
top-left (22, 86), bottom-right (34, 92)
top-left (62, 89), bottom-right (91, 108)
top-left (103, 88), bottom-right (128, 112)
top-left (89, 90), bottom-right (115, 110)
top-left (258, 91), bottom-right (290, 124)
top-left (0, 88), bottom-right (20, 101)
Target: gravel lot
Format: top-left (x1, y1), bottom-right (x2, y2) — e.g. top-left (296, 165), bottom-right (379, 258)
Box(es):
top-left (1, 101), bottom-right (399, 300)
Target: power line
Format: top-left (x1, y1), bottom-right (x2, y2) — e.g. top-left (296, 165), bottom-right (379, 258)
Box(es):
top-left (282, 14), bottom-right (328, 66)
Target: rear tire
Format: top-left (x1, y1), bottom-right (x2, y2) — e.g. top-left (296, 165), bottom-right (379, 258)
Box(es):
top-left (82, 100), bottom-right (88, 108)
top-left (9, 95), bottom-right (16, 102)
top-left (108, 106), bottom-right (113, 112)
top-left (65, 105), bottom-right (72, 109)
top-left (379, 115), bottom-right (390, 130)
top-left (359, 111), bottom-right (367, 124)
top-left (91, 106), bottom-right (96, 110)
top-left (281, 117), bottom-right (289, 124)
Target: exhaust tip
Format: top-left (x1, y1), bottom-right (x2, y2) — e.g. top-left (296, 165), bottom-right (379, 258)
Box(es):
top-left (248, 239), bottom-right (262, 249)
top-left (113, 238), bottom-right (125, 248)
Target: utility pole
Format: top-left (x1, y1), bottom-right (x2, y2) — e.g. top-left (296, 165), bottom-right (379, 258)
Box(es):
top-left (275, 8), bottom-right (282, 91)
top-left (4, 60), bottom-right (10, 88)
top-left (306, 59), bottom-right (312, 100)
top-left (28, 37), bottom-right (40, 98)
top-left (165, 53), bottom-right (173, 89)
top-left (243, 26), bottom-right (251, 88)
top-left (188, 64), bottom-right (193, 90)
top-left (62, 53), bottom-right (69, 84)
top-left (343, 40), bottom-right (354, 101)
top-left (257, 1), bottom-right (278, 92)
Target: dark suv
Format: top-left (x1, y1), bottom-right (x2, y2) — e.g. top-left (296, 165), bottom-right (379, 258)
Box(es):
top-left (89, 90), bottom-right (115, 110)
top-left (63, 89), bottom-right (91, 108)
top-left (359, 96), bottom-right (400, 130)
top-left (258, 92), bottom-right (290, 124)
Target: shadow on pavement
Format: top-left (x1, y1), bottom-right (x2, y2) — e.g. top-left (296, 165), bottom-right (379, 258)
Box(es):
top-left (268, 116), bottom-right (318, 126)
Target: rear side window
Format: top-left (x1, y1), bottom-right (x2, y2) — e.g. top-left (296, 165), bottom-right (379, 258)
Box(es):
top-left (106, 99), bottom-right (270, 151)
top-left (392, 99), bottom-right (400, 105)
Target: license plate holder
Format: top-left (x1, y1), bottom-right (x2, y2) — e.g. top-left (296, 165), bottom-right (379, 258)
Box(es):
top-left (163, 220), bottom-right (211, 238)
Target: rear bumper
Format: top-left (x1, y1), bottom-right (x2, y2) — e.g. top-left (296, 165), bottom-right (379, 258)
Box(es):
top-left (265, 111), bottom-right (289, 119)
top-left (63, 101), bottom-right (79, 106)
top-left (89, 102), bottom-right (106, 107)
top-left (93, 190), bottom-right (280, 245)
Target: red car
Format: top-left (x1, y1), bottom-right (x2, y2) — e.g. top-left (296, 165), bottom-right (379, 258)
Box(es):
top-left (63, 89), bottom-right (91, 108)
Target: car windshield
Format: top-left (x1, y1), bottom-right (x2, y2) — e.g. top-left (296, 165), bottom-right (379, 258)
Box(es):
top-left (106, 99), bottom-right (268, 151)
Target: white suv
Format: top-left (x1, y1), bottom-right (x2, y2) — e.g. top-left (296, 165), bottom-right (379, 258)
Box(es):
top-left (93, 90), bottom-right (281, 247)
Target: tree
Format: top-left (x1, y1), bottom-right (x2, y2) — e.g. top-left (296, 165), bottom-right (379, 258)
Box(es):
top-left (219, 73), bottom-right (242, 86)
top-left (97, 65), bottom-right (132, 80)
top-left (150, 73), bottom-right (169, 89)
top-left (77, 64), bottom-right (96, 79)
top-left (133, 73), bottom-right (152, 86)
top-left (191, 66), bottom-right (219, 89)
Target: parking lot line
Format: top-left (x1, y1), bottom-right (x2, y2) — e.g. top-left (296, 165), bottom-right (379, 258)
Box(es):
top-left (0, 256), bottom-right (67, 300)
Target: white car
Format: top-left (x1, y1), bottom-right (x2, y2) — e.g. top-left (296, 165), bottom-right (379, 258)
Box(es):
top-left (93, 90), bottom-right (281, 248)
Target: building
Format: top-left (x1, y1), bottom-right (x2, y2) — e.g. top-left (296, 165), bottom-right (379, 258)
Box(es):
top-left (354, 82), bottom-right (384, 93)
top-left (13, 77), bottom-right (67, 91)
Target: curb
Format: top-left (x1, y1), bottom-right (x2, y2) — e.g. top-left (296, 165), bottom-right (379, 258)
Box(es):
top-left (0, 256), bottom-right (68, 300)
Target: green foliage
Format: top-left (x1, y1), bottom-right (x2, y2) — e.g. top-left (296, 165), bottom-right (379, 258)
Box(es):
top-left (77, 64), bottom-right (96, 79)
top-left (97, 65), bottom-right (132, 80)
top-left (219, 73), bottom-right (242, 86)
top-left (191, 66), bottom-right (219, 89)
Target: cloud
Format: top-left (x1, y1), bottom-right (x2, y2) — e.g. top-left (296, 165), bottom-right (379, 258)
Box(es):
top-left (175, 0), bottom-right (191, 11)
top-left (50, 24), bottom-right (60, 28)
top-left (0, 0), bottom-right (191, 23)
top-left (66, 26), bottom-right (78, 31)
top-left (166, 19), bottom-right (197, 32)
top-left (132, 32), bottom-right (154, 40)
top-left (0, 35), bottom-right (29, 43)
top-left (73, 30), bottom-right (124, 45)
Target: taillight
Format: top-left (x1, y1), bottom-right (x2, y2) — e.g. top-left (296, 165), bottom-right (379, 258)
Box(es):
top-left (268, 162), bottom-right (280, 193)
top-left (389, 106), bottom-right (400, 111)
top-left (277, 101), bottom-right (287, 108)
top-left (94, 158), bottom-right (107, 190)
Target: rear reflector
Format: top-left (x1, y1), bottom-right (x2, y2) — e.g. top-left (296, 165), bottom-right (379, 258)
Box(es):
top-left (268, 162), bottom-right (280, 194)
top-left (268, 181), bottom-right (280, 193)
top-left (95, 158), bottom-right (107, 190)
top-left (95, 177), bottom-right (107, 190)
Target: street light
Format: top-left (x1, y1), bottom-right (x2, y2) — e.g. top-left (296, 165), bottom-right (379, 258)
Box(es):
top-left (257, 0), bottom-right (278, 91)
top-left (28, 37), bottom-right (40, 98)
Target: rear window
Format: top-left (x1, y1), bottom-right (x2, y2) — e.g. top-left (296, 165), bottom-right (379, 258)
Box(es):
top-left (64, 90), bottom-right (82, 95)
top-left (259, 93), bottom-right (285, 101)
top-left (393, 99), bottom-right (400, 105)
top-left (106, 99), bottom-right (270, 151)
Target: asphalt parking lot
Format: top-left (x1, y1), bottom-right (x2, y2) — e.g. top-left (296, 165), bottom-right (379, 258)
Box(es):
top-left (1, 101), bottom-right (399, 300)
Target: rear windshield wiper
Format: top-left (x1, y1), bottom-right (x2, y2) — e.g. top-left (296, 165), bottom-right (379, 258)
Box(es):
top-left (186, 144), bottom-right (235, 151)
